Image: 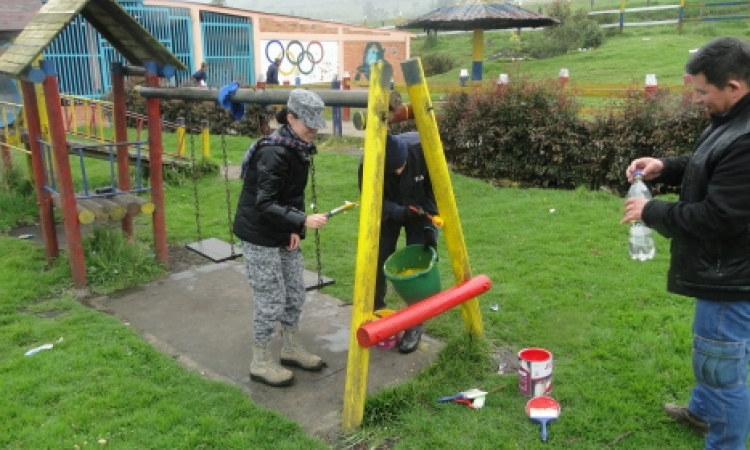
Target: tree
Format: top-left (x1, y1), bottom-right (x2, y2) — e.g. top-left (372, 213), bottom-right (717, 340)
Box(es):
top-left (210, 0), bottom-right (226, 6)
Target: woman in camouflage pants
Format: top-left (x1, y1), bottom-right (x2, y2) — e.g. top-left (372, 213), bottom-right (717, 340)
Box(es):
top-left (233, 89), bottom-right (329, 387)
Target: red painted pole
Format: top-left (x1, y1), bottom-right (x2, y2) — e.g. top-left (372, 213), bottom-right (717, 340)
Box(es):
top-left (111, 62), bottom-right (134, 239)
top-left (342, 72), bottom-right (351, 121)
top-left (145, 62), bottom-right (168, 265)
top-left (40, 60), bottom-right (86, 287)
top-left (20, 81), bottom-right (58, 264)
top-left (357, 274), bottom-right (492, 348)
top-left (1, 143), bottom-right (10, 171)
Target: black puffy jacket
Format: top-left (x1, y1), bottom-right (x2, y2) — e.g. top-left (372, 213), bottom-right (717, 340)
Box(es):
top-left (233, 126), bottom-right (312, 247)
top-left (643, 93), bottom-right (750, 300)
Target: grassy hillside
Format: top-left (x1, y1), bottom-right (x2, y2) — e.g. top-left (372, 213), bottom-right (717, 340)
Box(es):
top-left (414, 19), bottom-right (750, 85)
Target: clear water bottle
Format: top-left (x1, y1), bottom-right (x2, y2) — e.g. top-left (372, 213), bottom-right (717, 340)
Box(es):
top-left (628, 171), bottom-right (655, 261)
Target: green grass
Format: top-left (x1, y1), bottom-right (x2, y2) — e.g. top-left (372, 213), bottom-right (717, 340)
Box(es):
top-left (6, 138), bottom-right (699, 448)
top-left (0, 18), bottom-right (734, 447)
top-left (413, 21), bottom-right (750, 86)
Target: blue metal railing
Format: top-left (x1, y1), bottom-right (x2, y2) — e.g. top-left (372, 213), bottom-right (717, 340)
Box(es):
top-left (42, 5), bottom-right (194, 97)
top-left (201, 11), bottom-right (254, 87)
top-left (39, 138), bottom-right (150, 198)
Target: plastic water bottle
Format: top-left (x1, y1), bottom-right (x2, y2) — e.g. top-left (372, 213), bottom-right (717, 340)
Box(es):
top-left (628, 171), bottom-right (655, 261)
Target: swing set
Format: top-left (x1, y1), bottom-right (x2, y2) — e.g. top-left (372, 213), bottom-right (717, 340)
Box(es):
top-left (179, 106), bottom-right (334, 290)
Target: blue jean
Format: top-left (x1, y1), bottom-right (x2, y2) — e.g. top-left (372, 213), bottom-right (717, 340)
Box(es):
top-left (688, 299), bottom-right (750, 450)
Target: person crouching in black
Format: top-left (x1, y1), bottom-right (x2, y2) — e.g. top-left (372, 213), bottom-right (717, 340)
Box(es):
top-left (358, 132), bottom-right (439, 354)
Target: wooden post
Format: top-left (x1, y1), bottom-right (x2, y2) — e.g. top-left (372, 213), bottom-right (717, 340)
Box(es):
top-left (20, 80), bottom-right (58, 263)
top-left (145, 62), bottom-right (168, 265)
top-left (111, 62), bottom-right (134, 238)
top-left (176, 117), bottom-right (186, 157)
top-left (41, 60), bottom-right (86, 288)
top-left (201, 120), bottom-right (210, 158)
top-left (342, 60), bottom-right (392, 431)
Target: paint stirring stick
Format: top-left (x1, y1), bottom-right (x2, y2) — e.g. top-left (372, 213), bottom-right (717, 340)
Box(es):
top-left (526, 396), bottom-right (560, 443)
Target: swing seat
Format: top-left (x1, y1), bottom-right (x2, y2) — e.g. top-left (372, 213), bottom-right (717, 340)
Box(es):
top-left (185, 238), bottom-right (241, 263)
top-left (304, 271), bottom-right (335, 291)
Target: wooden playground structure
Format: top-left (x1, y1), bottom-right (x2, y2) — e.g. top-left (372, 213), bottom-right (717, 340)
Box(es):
top-left (1, 0), bottom-right (490, 431)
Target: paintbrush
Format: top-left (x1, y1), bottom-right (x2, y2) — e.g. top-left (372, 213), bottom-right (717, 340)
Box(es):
top-left (526, 396), bottom-right (560, 443)
top-left (326, 201), bottom-right (359, 218)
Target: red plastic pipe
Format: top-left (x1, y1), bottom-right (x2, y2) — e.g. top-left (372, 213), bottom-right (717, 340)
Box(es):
top-left (357, 274), bottom-right (492, 348)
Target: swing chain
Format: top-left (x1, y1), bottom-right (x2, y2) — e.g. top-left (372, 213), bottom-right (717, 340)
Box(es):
top-left (309, 155), bottom-right (323, 287)
top-left (187, 109), bottom-right (202, 243)
top-left (220, 134), bottom-right (236, 257)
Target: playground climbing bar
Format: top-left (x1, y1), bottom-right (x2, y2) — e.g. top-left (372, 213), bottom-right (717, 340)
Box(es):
top-left (136, 87), bottom-right (370, 107)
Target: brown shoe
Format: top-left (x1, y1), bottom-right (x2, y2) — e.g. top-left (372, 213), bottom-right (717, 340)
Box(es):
top-left (663, 403), bottom-right (708, 436)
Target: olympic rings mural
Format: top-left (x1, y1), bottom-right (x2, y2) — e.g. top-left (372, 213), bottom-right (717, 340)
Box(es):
top-left (261, 40), bottom-right (339, 83)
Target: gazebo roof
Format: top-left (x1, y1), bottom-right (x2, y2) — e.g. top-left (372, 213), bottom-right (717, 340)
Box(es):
top-left (398, 2), bottom-right (559, 32)
top-left (0, 0), bottom-right (185, 79)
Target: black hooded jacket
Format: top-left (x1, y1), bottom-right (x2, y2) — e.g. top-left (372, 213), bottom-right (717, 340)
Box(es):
top-left (233, 126), bottom-right (311, 247)
top-left (358, 132), bottom-right (438, 228)
top-left (643, 93), bottom-right (750, 300)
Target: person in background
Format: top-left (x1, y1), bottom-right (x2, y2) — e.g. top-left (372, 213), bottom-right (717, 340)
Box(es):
top-left (358, 132), bottom-right (438, 354)
top-left (233, 89), bottom-right (329, 387)
top-left (621, 36), bottom-right (750, 449)
top-left (191, 62), bottom-right (208, 87)
top-left (266, 57), bottom-right (281, 85)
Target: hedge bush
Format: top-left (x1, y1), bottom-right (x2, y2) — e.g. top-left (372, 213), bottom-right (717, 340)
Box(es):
top-left (437, 78), bottom-right (709, 194)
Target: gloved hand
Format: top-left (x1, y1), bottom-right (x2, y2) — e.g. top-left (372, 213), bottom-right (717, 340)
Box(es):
top-left (423, 226), bottom-right (438, 252)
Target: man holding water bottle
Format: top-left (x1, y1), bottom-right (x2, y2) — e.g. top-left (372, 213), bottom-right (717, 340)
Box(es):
top-left (621, 37), bottom-right (750, 449)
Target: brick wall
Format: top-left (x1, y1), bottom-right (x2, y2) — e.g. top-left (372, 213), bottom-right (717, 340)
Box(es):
top-left (259, 18), bottom-right (338, 34)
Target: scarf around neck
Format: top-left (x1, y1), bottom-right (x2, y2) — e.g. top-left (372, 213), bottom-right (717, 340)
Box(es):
top-left (239, 125), bottom-right (317, 179)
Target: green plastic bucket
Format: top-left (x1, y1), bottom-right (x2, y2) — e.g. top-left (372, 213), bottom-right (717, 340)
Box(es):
top-left (383, 245), bottom-right (441, 304)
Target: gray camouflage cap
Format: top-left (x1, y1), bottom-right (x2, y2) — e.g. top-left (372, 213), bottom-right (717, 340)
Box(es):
top-left (287, 89), bottom-right (326, 130)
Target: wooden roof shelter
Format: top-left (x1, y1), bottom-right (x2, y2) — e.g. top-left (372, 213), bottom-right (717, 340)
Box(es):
top-left (398, 1), bottom-right (559, 31)
top-left (0, 0), bottom-right (185, 80)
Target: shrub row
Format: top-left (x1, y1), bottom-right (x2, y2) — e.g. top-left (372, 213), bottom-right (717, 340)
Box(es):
top-left (392, 79), bottom-right (708, 195)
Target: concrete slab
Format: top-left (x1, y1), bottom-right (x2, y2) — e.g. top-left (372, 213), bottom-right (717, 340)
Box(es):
top-left (86, 261), bottom-right (443, 438)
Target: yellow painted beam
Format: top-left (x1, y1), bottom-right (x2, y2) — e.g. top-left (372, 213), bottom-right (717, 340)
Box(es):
top-left (176, 123), bottom-right (186, 157)
top-left (342, 60), bottom-right (393, 431)
top-left (472, 29), bottom-right (484, 62)
top-left (401, 57), bottom-right (484, 337)
top-left (201, 124), bottom-right (211, 158)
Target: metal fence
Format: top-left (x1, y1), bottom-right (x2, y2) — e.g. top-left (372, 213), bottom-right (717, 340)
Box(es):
top-left (43, 4), bottom-right (195, 97)
top-left (201, 11), bottom-right (255, 88)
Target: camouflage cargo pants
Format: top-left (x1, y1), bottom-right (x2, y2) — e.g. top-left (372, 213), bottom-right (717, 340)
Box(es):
top-left (241, 241), bottom-right (306, 344)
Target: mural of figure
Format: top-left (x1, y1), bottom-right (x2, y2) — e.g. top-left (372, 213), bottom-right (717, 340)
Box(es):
top-left (355, 41), bottom-right (385, 81)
